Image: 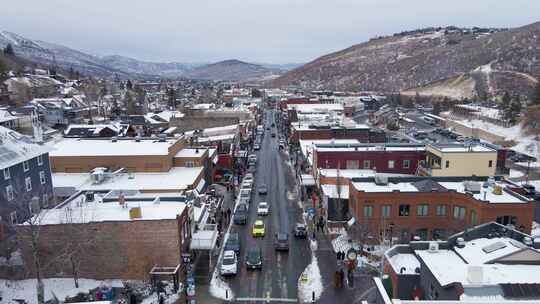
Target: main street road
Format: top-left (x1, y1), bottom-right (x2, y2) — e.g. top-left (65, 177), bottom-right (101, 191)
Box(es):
top-left (224, 109), bottom-right (311, 302)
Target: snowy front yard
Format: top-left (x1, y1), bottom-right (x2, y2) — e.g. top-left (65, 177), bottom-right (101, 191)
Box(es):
top-left (0, 278), bottom-right (122, 304)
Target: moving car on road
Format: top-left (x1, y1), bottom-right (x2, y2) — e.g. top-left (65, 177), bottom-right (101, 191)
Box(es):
top-left (274, 233), bottom-right (289, 251)
top-left (254, 144), bottom-right (260, 150)
top-left (258, 183), bottom-right (268, 195)
top-left (294, 223), bottom-right (307, 238)
top-left (257, 201), bottom-right (269, 216)
top-left (220, 250), bottom-right (238, 276)
top-left (246, 247), bottom-right (263, 270)
top-left (271, 133), bottom-right (276, 138)
top-left (252, 219), bottom-right (265, 237)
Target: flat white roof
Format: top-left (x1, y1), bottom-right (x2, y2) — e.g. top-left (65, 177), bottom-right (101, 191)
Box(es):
top-left (388, 253), bottom-right (420, 275)
top-left (50, 138), bottom-right (179, 157)
top-left (353, 181), bottom-right (419, 192)
top-left (321, 184), bottom-right (349, 199)
top-left (415, 248), bottom-right (540, 287)
top-left (315, 145), bottom-right (425, 152)
top-left (454, 237), bottom-right (530, 264)
top-left (288, 103), bottom-right (344, 112)
top-left (174, 148), bottom-right (207, 158)
top-left (33, 197), bottom-right (187, 225)
top-left (52, 167), bottom-right (203, 192)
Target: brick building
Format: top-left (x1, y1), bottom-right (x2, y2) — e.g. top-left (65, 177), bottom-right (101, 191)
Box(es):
top-left (348, 176), bottom-right (535, 242)
top-left (16, 193), bottom-right (193, 280)
top-left (291, 125), bottom-right (386, 144)
top-left (313, 143), bottom-right (425, 175)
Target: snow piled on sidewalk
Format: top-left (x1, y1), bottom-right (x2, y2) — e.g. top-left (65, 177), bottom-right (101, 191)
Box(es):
top-left (297, 253), bottom-right (323, 303)
top-left (209, 269), bottom-right (233, 300)
top-left (0, 278), bottom-right (122, 304)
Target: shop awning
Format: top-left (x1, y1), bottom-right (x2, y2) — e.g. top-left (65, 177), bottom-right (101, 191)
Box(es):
top-left (300, 174), bottom-right (316, 186)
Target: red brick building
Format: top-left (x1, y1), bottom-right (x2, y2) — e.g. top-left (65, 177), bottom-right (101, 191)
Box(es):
top-left (348, 176), bottom-right (535, 242)
top-left (291, 125), bottom-right (386, 144)
top-left (313, 143), bottom-right (425, 175)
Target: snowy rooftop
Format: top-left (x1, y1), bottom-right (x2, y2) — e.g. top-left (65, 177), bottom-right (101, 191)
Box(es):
top-left (314, 144), bottom-right (425, 152)
top-left (174, 148), bottom-right (207, 158)
top-left (0, 109), bottom-right (18, 123)
top-left (184, 124), bottom-right (238, 138)
top-left (321, 184), bottom-right (349, 199)
top-left (456, 104), bottom-right (501, 119)
top-left (415, 247), bottom-right (540, 287)
top-left (32, 196), bottom-right (188, 225)
top-left (388, 253), bottom-right (420, 275)
top-left (0, 126), bottom-right (51, 170)
top-left (352, 179), bottom-right (529, 204)
top-left (429, 143), bottom-right (495, 153)
top-left (52, 167), bottom-right (203, 192)
top-left (50, 137), bottom-right (181, 157)
top-left (454, 237), bottom-right (534, 264)
top-left (288, 103), bottom-right (344, 113)
top-left (319, 169), bottom-right (410, 179)
top-left (299, 139), bottom-right (360, 162)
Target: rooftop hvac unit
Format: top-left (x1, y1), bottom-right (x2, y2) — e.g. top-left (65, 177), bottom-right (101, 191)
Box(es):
top-left (428, 241), bottom-right (439, 253)
top-left (129, 207), bottom-right (142, 219)
top-left (463, 181), bottom-right (481, 193)
top-left (374, 174), bottom-right (388, 185)
top-left (492, 185), bottom-right (503, 195)
top-left (456, 237), bottom-right (466, 248)
top-left (90, 171), bottom-right (105, 184)
top-left (523, 236), bottom-right (533, 246)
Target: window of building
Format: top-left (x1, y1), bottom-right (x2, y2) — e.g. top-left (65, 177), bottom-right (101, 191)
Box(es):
top-left (37, 155), bottom-right (43, 166)
top-left (363, 160), bottom-right (371, 169)
top-left (363, 205), bottom-right (373, 217)
top-left (6, 185), bottom-right (14, 201)
top-left (417, 204), bottom-right (429, 216)
top-left (399, 204), bottom-right (410, 216)
top-left (388, 160), bottom-right (395, 169)
top-left (10, 211), bottom-right (17, 225)
top-left (185, 161), bottom-right (195, 167)
top-left (453, 206), bottom-right (466, 220)
top-left (29, 199), bottom-right (40, 214)
top-left (488, 160), bottom-right (493, 168)
top-left (403, 160), bottom-right (411, 169)
top-left (471, 210), bottom-right (478, 225)
top-left (25, 177), bottom-right (32, 192)
top-left (39, 171), bottom-right (46, 184)
top-left (496, 215), bottom-right (517, 226)
top-left (3, 168), bottom-right (10, 180)
top-left (346, 160), bottom-right (359, 169)
top-left (416, 228), bottom-right (428, 240)
top-left (445, 160), bottom-right (450, 168)
top-left (436, 205), bottom-right (447, 217)
top-left (23, 160), bottom-right (30, 172)
top-left (432, 228), bottom-right (446, 240)
top-left (381, 205), bottom-right (391, 218)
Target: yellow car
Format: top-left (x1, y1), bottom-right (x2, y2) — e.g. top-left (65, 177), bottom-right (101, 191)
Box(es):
top-left (252, 220), bottom-right (265, 237)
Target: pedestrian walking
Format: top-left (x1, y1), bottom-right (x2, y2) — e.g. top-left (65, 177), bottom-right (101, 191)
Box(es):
top-left (339, 268), bottom-right (345, 288)
top-left (227, 208), bottom-right (232, 221)
top-left (334, 270), bottom-right (341, 289)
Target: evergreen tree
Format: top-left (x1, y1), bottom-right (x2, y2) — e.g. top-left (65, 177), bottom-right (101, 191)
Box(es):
top-left (3, 43), bottom-right (14, 56)
top-left (530, 80), bottom-right (540, 106)
top-left (168, 88), bottom-right (177, 108)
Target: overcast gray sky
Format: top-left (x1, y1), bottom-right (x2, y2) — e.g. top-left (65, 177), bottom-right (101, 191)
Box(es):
top-left (2, 0), bottom-right (539, 64)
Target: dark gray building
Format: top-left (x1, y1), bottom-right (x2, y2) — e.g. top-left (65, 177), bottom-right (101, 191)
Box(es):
top-left (0, 126), bottom-right (53, 236)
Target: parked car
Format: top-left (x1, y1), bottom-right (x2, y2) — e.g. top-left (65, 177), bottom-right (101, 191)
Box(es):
top-left (244, 173), bottom-right (254, 183)
top-left (239, 189), bottom-right (251, 202)
top-left (258, 184), bottom-right (268, 195)
top-left (257, 201), bottom-right (269, 216)
top-left (274, 233), bottom-right (289, 251)
top-left (254, 144), bottom-right (260, 150)
top-left (271, 133), bottom-right (276, 138)
top-left (252, 219), bottom-right (265, 237)
top-left (294, 223), bottom-right (307, 238)
top-left (224, 232), bottom-right (241, 254)
top-left (246, 247), bottom-right (263, 270)
top-left (233, 204), bottom-right (248, 225)
top-left (220, 250), bottom-right (238, 276)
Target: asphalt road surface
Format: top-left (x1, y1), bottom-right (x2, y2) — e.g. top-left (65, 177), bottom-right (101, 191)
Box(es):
top-left (224, 109), bottom-right (310, 303)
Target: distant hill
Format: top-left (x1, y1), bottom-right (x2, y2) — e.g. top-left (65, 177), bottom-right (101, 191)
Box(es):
top-left (0, 30), bottom-right (293, 80)
top-left (273, 23), bottom-right (540, 99)
top-left (184, 59), bottom-right (283, 82)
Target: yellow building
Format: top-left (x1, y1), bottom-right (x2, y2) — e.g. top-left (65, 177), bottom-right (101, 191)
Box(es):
top-left (418, 143), bottom-right (497, 177)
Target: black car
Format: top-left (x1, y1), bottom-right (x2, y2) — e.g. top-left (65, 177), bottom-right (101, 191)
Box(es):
top-left (224, 232), bottom-right (241, 254)
top-left (274, 233), bottom-right (289, 251)
top-left (233, 204), bottom-right (248, 225)
top-left (293, 223), bottom-right (307, 238)
top-left (271, 133), bottom-right (276, 138)
top-left (246, 247), bottom-right (263, 269)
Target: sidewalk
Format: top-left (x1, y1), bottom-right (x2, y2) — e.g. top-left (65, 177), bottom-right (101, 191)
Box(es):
top-left (313, 232), bottom-right (377, 303)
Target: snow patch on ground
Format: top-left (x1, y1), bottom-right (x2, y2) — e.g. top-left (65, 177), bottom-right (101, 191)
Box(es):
top-left (0, 278), bottom-right (123, 304)
top-left (297, 253), bottom-right (323, 303)
top-left (209, 269), bottom-right (233, 300)
top-left (516, 161), bottom-right (540, 168)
